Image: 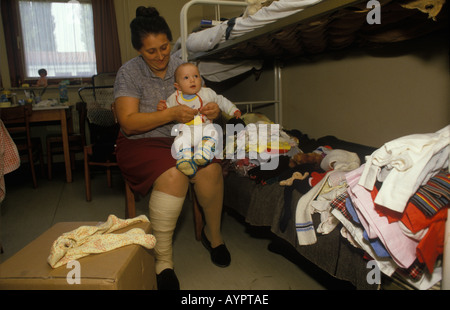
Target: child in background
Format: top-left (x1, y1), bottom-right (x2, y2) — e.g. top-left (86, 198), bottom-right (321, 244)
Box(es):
top-left (158, 62), bottom-right (241, 176)
top-left (36, 68), bottom-right (48, 87)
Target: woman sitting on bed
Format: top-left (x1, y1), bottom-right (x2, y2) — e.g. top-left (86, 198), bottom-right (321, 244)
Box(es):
top-left (114, 6), bottom-right (231, 290)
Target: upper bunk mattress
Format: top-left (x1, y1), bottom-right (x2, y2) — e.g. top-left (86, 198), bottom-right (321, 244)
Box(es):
top-left (186, 0), bottom-right (323, 53)
top-left (185, 0), bottom-right (448, 60)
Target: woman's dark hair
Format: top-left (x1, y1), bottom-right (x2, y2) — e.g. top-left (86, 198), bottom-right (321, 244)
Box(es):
top-left (130, 6), bottom-right (173, 50)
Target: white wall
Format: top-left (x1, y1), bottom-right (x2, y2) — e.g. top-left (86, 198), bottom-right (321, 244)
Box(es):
top-left (282, 31), bottom-right (449, 147)
top-left (220, 31), bottom-right (449, 148)
top-left (115, 0), bottom-right (193, 63)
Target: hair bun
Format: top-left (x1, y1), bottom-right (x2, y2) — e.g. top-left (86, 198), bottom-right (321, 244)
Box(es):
top-left (136, 6), bottom-right (160, 18)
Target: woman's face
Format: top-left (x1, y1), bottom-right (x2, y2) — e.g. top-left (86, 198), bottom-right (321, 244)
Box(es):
top-left (138, 33), bottom-right (171, 77)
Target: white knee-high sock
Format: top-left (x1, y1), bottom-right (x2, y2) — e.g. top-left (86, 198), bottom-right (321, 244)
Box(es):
top-left (148, 190), bottom-right (185, 274)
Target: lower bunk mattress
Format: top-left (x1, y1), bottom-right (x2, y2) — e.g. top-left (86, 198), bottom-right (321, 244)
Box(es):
top-left (223, 128), bottom-right (449, 290)
top-left (223, 134), bottom-right (380, 290)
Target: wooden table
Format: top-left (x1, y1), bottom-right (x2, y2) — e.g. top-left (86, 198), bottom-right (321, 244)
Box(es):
top-left (30, 105), bottom-right (72, 183)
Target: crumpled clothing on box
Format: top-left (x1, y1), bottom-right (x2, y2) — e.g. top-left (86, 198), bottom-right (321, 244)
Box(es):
top-left (48, 214), bottom-right (156, 268)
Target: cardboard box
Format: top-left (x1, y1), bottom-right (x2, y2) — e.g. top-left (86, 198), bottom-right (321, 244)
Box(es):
top-left (0, 221), bottom-right (157, 290)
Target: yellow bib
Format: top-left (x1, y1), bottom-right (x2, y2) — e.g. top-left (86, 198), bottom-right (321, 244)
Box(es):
top-left (186, 115), bottom-right (203, 126)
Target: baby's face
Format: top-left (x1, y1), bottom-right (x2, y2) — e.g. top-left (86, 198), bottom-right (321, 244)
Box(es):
top-left (176, 65), bottom-right (202, 95)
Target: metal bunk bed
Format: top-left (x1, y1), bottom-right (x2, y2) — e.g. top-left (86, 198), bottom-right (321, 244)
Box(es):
top-left (178, 0), bottom-right (449, 290)
top-left (179, 0), bottom-right (446, 125)
top-left (179, 0), bottom-right (366, 125)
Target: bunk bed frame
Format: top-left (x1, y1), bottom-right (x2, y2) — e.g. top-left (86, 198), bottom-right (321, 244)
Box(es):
top-left (181, 0), bottom-right (366, 61)
top-left (180, 1), bottom-right (366, 125)
top-left (179, 0), bottom-right (449, 290)
top-left (181, 0), bottom-right (284, 124)
top-left (180, 0), bottom-right (447, 125)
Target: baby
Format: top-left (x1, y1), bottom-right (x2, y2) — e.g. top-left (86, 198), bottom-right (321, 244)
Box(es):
top-left (158, 63), bottom-right (241, 176)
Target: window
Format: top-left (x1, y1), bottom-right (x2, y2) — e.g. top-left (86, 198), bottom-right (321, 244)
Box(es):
top-left (18, 0), bottom-right (97, 79)
top-left (2, 0), bottom-right (121, 87)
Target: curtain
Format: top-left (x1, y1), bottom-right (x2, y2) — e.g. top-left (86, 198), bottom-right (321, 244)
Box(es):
top-left (1, 0), bottom-right (23, 86)
top-left (91, 0), bottom-right (122, 74)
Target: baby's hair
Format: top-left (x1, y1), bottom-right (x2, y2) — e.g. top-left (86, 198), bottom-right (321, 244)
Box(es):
top-left (38, 68), bottom-right (47, 75)
top-left (174, 63), bottom-right (199, 83)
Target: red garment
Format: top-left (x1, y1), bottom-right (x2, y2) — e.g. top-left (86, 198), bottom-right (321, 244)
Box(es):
top-left (309, 171), bottom-right (327, 187)
top-left (402, 204), bottom-right (447, 273)
top-left (373, 187), bottom-right (448, 273)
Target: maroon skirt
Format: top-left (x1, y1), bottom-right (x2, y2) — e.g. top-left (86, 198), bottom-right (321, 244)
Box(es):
top-left (116, 132), bottom-right (176, 197)
top-left (116, 132), bottom-right (223, 197)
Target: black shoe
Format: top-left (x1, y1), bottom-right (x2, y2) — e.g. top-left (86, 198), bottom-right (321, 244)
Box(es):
top-left (201, 227), bottom-right (231, 267)
top-left (156, 268), bottom-right (180, 290)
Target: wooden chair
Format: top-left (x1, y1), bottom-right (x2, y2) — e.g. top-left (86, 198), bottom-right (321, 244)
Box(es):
top-left (78, 86), bottom-right (120, 201)
top-left (46, 102), bottom-right (86, 180)
top-left (92, 72), bottom-right (116, 88)
top-left (83, 142), bottom-right (119, 201)
top-left (0, 105), bottom-right (45, 188)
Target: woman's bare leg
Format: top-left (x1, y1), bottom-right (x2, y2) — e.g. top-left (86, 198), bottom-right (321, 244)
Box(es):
top-left (191, 163), bottom-right (224, 248)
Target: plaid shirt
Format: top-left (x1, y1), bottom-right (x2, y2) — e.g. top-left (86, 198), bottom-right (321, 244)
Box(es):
top-left (1, 119), bottom-right (20, 202)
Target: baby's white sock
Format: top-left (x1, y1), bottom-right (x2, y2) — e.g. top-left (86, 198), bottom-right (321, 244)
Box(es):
top-left (194, 136), bottom-right (217, 166)
top-left (177, 148), bottom-right (198, 176)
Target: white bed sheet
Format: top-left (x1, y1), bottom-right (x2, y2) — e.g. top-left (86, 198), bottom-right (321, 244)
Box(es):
top-left (186, 0), bottom-right (322, 54)
top-left (172, 45), bottom-right (263, 82)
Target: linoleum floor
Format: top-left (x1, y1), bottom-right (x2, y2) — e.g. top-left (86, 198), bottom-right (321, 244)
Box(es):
top-left (0, 163), bottom-right (340, 290)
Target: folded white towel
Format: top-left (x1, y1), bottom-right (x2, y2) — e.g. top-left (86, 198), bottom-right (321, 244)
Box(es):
top-left (359, 125), bottom-right (450, 213)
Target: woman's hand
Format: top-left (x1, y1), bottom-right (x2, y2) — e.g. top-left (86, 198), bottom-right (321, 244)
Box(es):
top-left (199, 102), bottom-right (220, 121)
top-left (115, 96), bottom-right (198, 136)
top-left (172, 105), bottom-right (198, 123)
